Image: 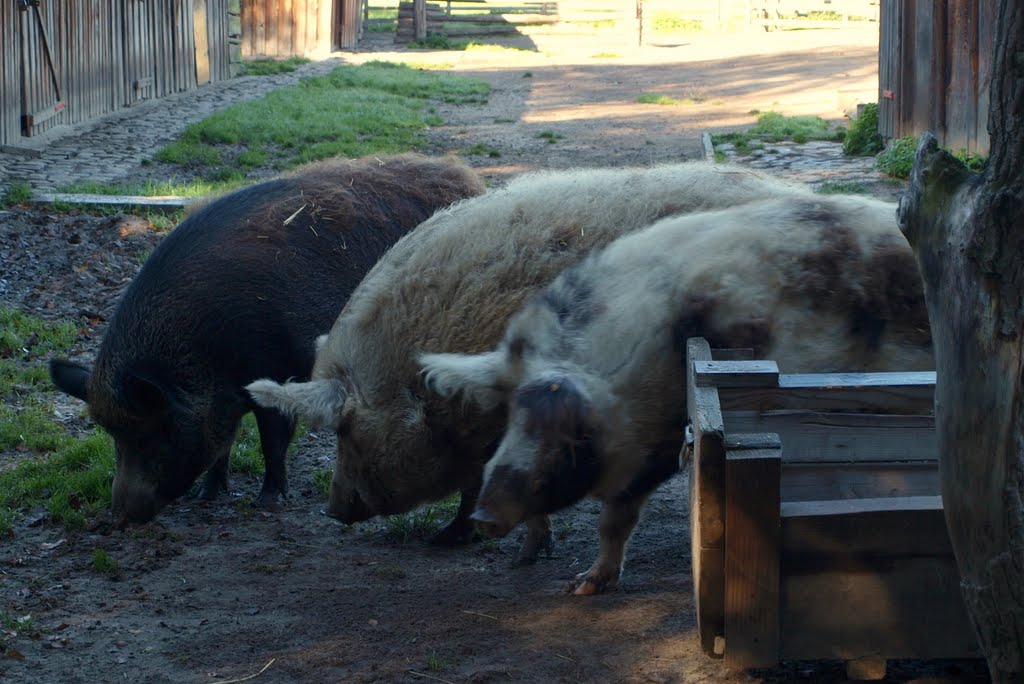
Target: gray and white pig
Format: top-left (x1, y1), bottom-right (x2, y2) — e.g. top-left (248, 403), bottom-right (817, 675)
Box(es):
top-left (246, 163), bottom-right (810, 551)
top-left (49, 153), bottom-right (485, 524)
top-left (419, 194), bottom-right (933, 594)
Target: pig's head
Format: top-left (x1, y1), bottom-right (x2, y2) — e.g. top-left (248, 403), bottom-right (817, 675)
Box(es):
top-left (418, 331), bottom-right (614, 539)
top-left (50, 358), bottom-right (241, 523)
top-left (246, 372), bottom-right (449, 523)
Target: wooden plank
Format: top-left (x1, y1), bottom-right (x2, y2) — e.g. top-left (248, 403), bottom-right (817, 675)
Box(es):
top-left (780, 462), bottom-right (939, 502)
top-left (717, 372), bottom-right (935, 414)
top-left (686, 337), bottom-right (727, 657)
top-left (414, 0), bottom-right (427, 40)
top-left (694, 360), bottom-right (780, 388)
top-left (724, 441), bottom-right (781, 669)
top-left (194, 0), bottom-right (211, 84)
top-left (723, 411), bottom-right (937, 463)
top-left (293, 0), bottom-right (307, 55)
top-left (32, 192), bottom-right (194, 213)
top-left (779, 497), bottom-right (978, 660)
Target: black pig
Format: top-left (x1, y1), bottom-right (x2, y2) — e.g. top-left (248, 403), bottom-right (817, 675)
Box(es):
top-left (49, 153), bottom-right (485, 524)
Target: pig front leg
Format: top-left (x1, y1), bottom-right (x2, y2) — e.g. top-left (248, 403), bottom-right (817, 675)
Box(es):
top-left (429, 486), bottom-right (479, 546)
top-left (198, 450), bottom-right (231, 500)
top-left (254, 406), bottom-right (297, 507)
top-left (515, 514), bottom-right (553, 565)
top-left (568, 495), bottom-right (648, 596)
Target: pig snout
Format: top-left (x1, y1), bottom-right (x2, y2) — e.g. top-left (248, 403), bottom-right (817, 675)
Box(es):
top-left (325, 475), bottom-right (373, 523)
top-left (111, 475), bottom-right (166, 524)
top-left (469, 507), bottom-right (515, 539)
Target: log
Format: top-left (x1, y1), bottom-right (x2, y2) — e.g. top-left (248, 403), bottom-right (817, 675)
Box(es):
top-left (896, 0), bottom-right (1024, 678)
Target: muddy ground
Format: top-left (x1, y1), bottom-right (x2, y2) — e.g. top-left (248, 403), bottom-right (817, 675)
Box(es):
top-left (1, 24), bottom-right (989, 684)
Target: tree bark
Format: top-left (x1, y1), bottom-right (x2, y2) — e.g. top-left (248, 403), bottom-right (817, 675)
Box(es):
top-left (896, 1), bottom-right (1024, 680)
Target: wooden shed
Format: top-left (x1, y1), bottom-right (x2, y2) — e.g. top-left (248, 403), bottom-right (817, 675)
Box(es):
top-left (878, 0), bottom-right (995, 155)
top-left (239, 0), bottom-right (365, 56)
top-left (1, 0), bottom-right (237, 150)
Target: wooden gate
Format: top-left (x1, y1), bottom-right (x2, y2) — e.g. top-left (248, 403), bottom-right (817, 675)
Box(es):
top-left (16, 0), bottom-right (64, 136)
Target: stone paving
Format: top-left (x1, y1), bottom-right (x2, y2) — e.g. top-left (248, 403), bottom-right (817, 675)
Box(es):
top-left (714, 139), bottom-right (906, 201)
top-left (0, 57), bottom-right (347, 195)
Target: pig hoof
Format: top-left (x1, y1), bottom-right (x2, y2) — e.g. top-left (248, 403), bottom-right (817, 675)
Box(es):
top-left (514, 530), bottom-right (553, 566)
top-left (254, 489), bottom-right (286, 509)
top-left (196, 481), bottom-right (226, 501)
top-left (428, 519), bottom-right (475, 547)
top-left (567, 572), bottom-right (614, 596)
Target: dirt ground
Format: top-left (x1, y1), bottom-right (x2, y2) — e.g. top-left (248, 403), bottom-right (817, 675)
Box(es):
top-left (0, 25), bottom-right (989, 684)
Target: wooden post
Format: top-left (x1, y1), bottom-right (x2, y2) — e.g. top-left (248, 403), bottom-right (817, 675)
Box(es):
top-left (414, 0), bottom-right (426, 40)
top-left (897, 0), bottom-right (1024, 679)
top-left (193, 0), bottom-right (210, 85)
top-left (723, 433), bottom-right (781, 669)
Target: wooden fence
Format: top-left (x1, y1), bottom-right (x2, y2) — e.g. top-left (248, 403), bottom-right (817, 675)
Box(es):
top-left (1, 0), bottom-right (236, 150)
top-left (878, 0), bottom-right (995, 155)
top-left (239, 0), bottom-right (364, 55)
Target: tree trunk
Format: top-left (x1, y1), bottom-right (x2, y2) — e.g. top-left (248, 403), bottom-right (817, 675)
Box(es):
top-left (896, 1), bottom-right (1024, 681)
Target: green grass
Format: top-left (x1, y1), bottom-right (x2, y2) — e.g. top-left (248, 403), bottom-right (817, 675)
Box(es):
top-left (816, 181), bottom-right (870, 195)
top-left (60, 177), bottom-right (247, 199)
top-left (230, 413), bottom-right (265, 476)
top-left (842, 102), bottom-right (883, 157)
top-left (711, 111), bottom-right (846, 152)
top-left (382, 494), bottom-right (460, 543)
top-left (637, 92), bottom-right (701, 106)
top-left (875, 135), bottom-right (917, 178)
top-left (90, 548), bottom-right (120, 577)
top-left (465, 143), bottom-right (500, 157)
top-left (651, 14), bottom-right (703, 33)
top-left (312, 469), bottom-right (332, 498)
top-left (954, 148), bottom-right (988, 172)
top-left (536, 130), bottom-right (564, 144)
top-left (0, 306), bottom-right (116, 534)
top-left (0, 611), bottom-right (35, 634)
top-left (2, 181), bottom-right (32, 208)
top-left (0, 306), bottom-right (78, 363)
top-left (590, 51), bottom-right (621, 59)
top-left (239, 56), bottom-right (310, 76)
top-left (153, 61), bottom-right (490, 185)
top-left (0, 431), bottom-right (116, 532)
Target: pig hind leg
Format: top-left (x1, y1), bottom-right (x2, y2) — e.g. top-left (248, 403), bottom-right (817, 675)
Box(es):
top-left (254, 406), bottom-right (297, 507)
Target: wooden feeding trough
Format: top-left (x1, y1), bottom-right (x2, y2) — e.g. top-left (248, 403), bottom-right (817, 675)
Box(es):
top-left (684, 337), bottom-right (981, 678)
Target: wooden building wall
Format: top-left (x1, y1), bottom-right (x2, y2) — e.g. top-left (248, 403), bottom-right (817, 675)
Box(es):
top-left (1, 0), bottom-right (234, 149)
top-left (240, 0), bottom-right (338, 57)
top-left (878, 0), bottom-right (995, 155)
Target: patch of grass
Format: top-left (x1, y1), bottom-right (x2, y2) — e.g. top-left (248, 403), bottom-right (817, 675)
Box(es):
top-left (0, 430), bottom-right (116, 530)
top-left (637, 92), bottom-right (700, 106)
top-left (712, 150), bottom-right (727, 163)
top-left (0, 612), bottom-right (34, 634)
top-left (2, 180), bottom-right (32, 208)
top-left (522, 71), bottom-right (533, 78)
top-left (239, 57), bottom-right (309, 77)
top-left (493, 117), bottom-right (516, 124)
top-left (590, 51), bottom-right (621, 59)
top-left (842, 102), bottom-right (883, 157)
top-left (312, 469), bottom-right (332, 498)
top-left (251, 562), bottom-right (279, 574)
top-left (652, 14), bottom-right (703, 33)
top-left (816, 181), bottom-right (869, 195)
top-left (954, 148), bottom-right (988, 172)
top-left (382, 494), bottom-right (460, 543)
top-left (875, 135), bottom-right (917, 178)
top-left (411, 32), bottom-right (460, 50)
top-left (60, 177), bottom-right (243, 199)
top-left (0, 306), bottom-right (78, 363)
top-left (427, 652), bottom-right (453, 672)
top-left (711, 111), bottom-right (845, 153)
top-left (230, 413), bottom-right (264, 476)
top-left (90, 548), bottom-right (120, 577)
top-left (153, 61), bottom-right (489, 186)
top-left (465, 143), bottom-right (500, 158)
top-left (536, 130), bottom-right (564, 144)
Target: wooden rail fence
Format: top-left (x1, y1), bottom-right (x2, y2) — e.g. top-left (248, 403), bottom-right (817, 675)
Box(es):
top-left (1, 0), bottom-right (236, 151)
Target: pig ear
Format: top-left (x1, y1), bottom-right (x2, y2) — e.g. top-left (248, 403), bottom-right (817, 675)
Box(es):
top-left (49, 358), bottom-right (91, 402)
top-left (123, 372), bottom-right (169, 415)
top-left (418, 350), bottom-right (509, 410)
top-left (246, 378), bottom-right (349, 428)
top-left (520, 378), bottom-right (591, 445)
